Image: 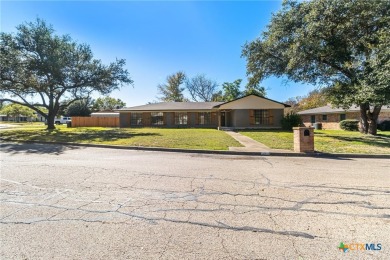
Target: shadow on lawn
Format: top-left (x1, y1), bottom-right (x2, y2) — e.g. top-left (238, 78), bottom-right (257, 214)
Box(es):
top-left (325, 133), bottom-right (390, 149)
top-left (1, 129), bottom-right (161, 144)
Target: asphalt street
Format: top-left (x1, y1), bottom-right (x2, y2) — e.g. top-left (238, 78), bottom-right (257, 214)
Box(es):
top-left (1, 142), bottom-right (389, 259)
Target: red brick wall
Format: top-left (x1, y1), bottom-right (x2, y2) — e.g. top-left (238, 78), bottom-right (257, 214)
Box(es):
top-left (301, 111), bottom-right (390, 130)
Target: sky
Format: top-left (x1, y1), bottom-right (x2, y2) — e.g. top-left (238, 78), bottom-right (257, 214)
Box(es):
top-left (1, 0), bottom-right (316, 107)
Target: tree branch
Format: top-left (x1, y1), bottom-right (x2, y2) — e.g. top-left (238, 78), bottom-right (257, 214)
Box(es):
top-left (0, 98), bottom-right (47, 118)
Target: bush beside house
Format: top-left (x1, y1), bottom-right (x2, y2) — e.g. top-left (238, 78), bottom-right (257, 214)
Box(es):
top-left (378, 120), bottom-right (390, 131)
top-left (339, 119), bottom-right (359, 131)
top-left (281, 113), bottom-right (302, 131)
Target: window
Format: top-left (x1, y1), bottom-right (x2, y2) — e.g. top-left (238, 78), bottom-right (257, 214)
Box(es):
top-left (151, 112), bottom-right (164, 125)
top-left (131, 112), bottom-right (143, 126)
top-left (322, 114), bottom-right (328, 121)
top-left (254, 110), bottom-right (269, 125)
top-left (340, 114), bottom-right (346, 121)
top-left (175, 112), bottom-right (187, 125)
top-left (198, 112), bottom-right (211, 125)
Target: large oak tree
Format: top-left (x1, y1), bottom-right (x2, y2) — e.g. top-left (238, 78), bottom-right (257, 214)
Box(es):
top-left (0, 19), bottom-right (132, 129)
top-left (242, 0), bottom-right (390, 134)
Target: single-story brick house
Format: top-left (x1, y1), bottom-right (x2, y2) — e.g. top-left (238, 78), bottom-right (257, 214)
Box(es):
top-left (0, 114), bottom-right (31, 122)
top-left (298, 105), bottom-right (390, 129)
top-left (91, 111), bottom-right (119, 117)
top-left (117, 94), bottom-right (290, 129)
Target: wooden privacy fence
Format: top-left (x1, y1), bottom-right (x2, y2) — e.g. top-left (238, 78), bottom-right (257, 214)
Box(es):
top-left (71, 117), bottom-right (119, 127)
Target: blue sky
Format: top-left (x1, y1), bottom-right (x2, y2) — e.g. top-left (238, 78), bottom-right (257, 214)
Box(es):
top-left (1, 0), bottom-right (316, 107)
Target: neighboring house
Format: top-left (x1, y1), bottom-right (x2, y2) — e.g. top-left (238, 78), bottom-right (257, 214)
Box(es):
top-left (35, 111), bottom-right (46, 122)
top-left (91, 111), bottom-right (119, 117)
top-left (0, 110), bottom-right (45, 122)
top-left (117, 94), bottom-right (290, 129)
top-left (298, 105), bottom-right (390, 129)
top-left (0, 114), bottom-right (31, 122)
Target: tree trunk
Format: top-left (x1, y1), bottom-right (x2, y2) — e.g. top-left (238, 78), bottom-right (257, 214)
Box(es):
top-left (359, 104), bottom-right (381, 135)
top-left (46, 111), bottom-right (56, 130)
top-left (368, 120), bottom-right (378, 135)
top-left (367, 106), bottom-right (381, 135)
top-left (359, 104), bottom-right (369, 134)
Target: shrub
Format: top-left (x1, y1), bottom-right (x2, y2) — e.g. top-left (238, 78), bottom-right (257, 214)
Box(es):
top-left (281, 113), bottom-right (302, 131)
top-left (339, 119), bottom-right (359, 131)
top-left (378, 120), bottom-right (390, 131)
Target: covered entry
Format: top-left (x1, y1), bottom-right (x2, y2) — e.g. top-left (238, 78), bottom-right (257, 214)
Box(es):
top-left (219, 111), bottom-right (231, 127)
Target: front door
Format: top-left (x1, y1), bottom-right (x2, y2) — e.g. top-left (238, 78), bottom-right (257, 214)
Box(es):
top-left (221, 112), bottom-right (226, 127)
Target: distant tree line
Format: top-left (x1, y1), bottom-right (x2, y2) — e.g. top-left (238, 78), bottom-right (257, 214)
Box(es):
top-left (62, 96), bottom-right (127, 117)
top-left (156, 72), bottom-right (267, 102)
top-left (285, 89), bottom-right (329, 113)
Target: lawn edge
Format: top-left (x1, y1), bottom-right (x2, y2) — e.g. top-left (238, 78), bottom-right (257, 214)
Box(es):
top-left (1, 138), bottom-right (389, 159)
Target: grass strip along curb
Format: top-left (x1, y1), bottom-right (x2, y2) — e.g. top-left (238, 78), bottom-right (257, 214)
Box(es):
top-left (2, 138), bottom-right (390, 159)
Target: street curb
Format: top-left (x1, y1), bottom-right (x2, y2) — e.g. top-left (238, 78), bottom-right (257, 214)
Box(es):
top-left (1, 138), bottom-right (389, 159)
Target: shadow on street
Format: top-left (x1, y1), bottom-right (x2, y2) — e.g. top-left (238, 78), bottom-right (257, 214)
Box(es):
top-left (0, 142), bottom-right (83, 155)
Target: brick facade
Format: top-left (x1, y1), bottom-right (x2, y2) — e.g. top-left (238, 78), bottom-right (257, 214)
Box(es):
top-left (293, 127), bottom-right (314, 153)
top-left (301, 111), bottom-right (390, 130)
top-left (120, 111), bottom-right (219, 128)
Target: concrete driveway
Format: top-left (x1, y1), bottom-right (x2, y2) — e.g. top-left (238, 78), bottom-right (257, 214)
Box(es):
top-left (1, 142), bottom-right (389, 259)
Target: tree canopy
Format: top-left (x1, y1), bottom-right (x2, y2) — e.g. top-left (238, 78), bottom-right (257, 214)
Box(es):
top-left (243, 82), bottom-right (266, 97)
top-left (92, 96), bottom-right (126, 111)
top-left (222, 80), bottom-right (242, 101)
top-left (65, 99), bottom-right (92, 117)
top-left (156, 72), bottom-right (268, 103)
top-left (157, 71), bottom-right (186, 102)
top-left (186, 74), bottom-right (219, 102)
top-left (286, 89), bottom-right (329, 113)
top-left (0, 18), bottom-right (132, 129)
top-left (242, 0), bottom-right (390, 134)
top-left (221, 79), bottom-right (266, 101)
top-left (0, 103), bottom-right (35, 122)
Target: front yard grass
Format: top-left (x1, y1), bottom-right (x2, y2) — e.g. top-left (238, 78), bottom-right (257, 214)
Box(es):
top-left (0, 125), bottom-right (242, 151)
top-left (0, 122), bottom-right (45, 127)
top-left (239, 129), bottom-right (390, 154)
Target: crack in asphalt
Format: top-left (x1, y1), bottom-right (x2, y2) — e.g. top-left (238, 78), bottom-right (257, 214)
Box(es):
top-left (1, 161), bottom-right (389, 247)
top-left (0, 213), bottom-right (317, 239)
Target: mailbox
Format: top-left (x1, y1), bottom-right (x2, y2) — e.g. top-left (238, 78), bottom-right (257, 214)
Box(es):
top-left (293, 127), bottom-right (314, 153)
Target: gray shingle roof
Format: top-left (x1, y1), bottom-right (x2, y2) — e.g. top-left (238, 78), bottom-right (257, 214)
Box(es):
top-left (118, 95), bottom-right (291, 112)
top-left (298, 105), bottom-right (390, 115)
top-left (214, 94), bottom-right (291, 108)
top-left (118, 102), bottom-right (224, 111)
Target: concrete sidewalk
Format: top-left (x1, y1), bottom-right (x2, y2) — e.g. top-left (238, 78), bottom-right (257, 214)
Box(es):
top-left (224, 131), bottom-right (273, 152)
top-left (224, 131), bottom-right (292, 153)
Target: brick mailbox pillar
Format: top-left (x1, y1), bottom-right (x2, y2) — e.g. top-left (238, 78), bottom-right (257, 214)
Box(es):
top-left (293, 127), bottom-right (314, 153)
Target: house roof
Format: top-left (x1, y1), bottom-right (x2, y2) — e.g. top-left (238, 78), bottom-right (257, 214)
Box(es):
top-left (214, 94), bottom-right (291, 108)
top-left (118, 95), bottom-right (290, 112)
top-left (118, 101), bottom-right (224, 111)
top-left (91, 111), bottom-right (119, 114)
top-left (298, 105), bottom-right (390, 115)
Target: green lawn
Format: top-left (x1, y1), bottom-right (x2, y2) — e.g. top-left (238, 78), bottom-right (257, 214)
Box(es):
top-left (0, 122), bottom-right (45, 127)
top-left (2, 125), bottom-right (389, 154)
top-left (239, 129), bottom-right (390, 154)
top-left (0, 125), bottom-right (242, 151)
